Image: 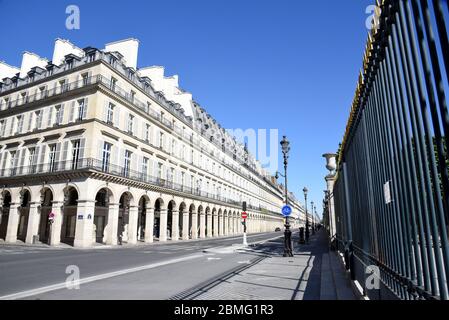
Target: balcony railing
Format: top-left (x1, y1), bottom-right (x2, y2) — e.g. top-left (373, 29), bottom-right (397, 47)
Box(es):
top-left (0, 158), bottom-right (272, 211)
top-left (0, 72), bottom-right (282, 198)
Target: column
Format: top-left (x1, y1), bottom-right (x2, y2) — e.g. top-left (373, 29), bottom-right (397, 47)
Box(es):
top-left (218, 213), bottom-right (224, 236)
top-left (159, 209), bottom-right (167, 242)
top-left (25, 202), bottom-right (40, 244)
top-left (172, 210), bottom-right (179, 241)
top-left (206, 213), bottom-right (212, 237)
top-left (326, 174), bottom-right (337, 238)
top-left (74, 200), bottom-right (95, 248)
top-left (199, 213), bottom-right (206, 238)
top-left (144, 207), bottom-right (154, 243)
top-left (49, 201), bottom-right (63, 246)
top-left (127, 205), bottom-right (138, 245)
top-left (224, 214), bottom-right (228, 235)
top-left (106, 203), bottom-right (119, 245)
top-left (213, 213), bottom-right (219, 237)
top-left (5, 203), bottom-right (19, 243)
top-left (182, 210), bottom-right (189, 240)
top-left (191, 213), bottom-right (198, 239)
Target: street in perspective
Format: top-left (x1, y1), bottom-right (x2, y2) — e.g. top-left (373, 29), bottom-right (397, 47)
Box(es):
top-left (0, 0), bottom-right (449, 310)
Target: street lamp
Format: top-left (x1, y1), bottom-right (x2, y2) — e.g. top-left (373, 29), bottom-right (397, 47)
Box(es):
top-left (303, 187), bottom-right (309, 243)
top-left (311, 201), bottom-right (315, 236)
top-left (277, 136), bottom-right (293, 257)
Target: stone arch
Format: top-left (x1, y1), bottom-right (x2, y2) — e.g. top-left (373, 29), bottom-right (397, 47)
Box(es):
top-left (212, 208), bottom-right (217, 237)
top-left (137, 194), bottom-right (150, 242)
top-left (0, 190), bottom-right (12, 240)
top-left (17, 189), bottom-right (32, 242)
top-left (93, 187), bottom-right (114, 244)
top-left (218, 208), bottom-right (223, 236)
top-left (197, 205), bottom-right (204, 238)
top-left (188, 203), bottom-right (195, 239)
top-left (178, 202), bottom-right (186, 239)
top-left (62, 186), bottom-right (79, 245)
top-left (153, 198), bottom-right (165, 239)
top-left (118, 191), bottom-right (134, 242)
top-left (167, 200), bottom-right (177, 239)
top-left (38, 187), bottom-right (54, 243)
top-left (205, 206), bottom-right (211, 237)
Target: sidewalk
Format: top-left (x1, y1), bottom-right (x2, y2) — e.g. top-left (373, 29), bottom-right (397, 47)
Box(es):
top-left (191, 229), bottom-right (357, 300)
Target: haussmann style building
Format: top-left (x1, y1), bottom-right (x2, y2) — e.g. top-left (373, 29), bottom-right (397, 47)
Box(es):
top-left (0, 38), bottom-right (302, 248)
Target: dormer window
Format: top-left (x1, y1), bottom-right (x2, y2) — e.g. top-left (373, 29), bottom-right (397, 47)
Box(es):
top-left (127, 70), bottom-right (134, 80)
top-left (67, 59), bottom-right (74, 69)
top-left (88, 53), bottom-right (95, 62)
top-left (109, 55), bottom-right (116, 67)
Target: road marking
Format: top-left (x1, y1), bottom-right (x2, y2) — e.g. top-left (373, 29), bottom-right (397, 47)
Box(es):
top-left (237, 260), bottom-right (251, 264)
top-left (207, 257), bottom-right (222, 261)
top-left (0, 253), bottom-right (204, 300)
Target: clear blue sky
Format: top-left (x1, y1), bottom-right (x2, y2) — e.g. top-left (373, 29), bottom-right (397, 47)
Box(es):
top-left (0, 0), bottom-right (374, 216)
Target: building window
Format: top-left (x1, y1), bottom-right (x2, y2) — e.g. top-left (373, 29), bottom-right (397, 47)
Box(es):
top-left (130, 90), bottom-right (135, 103)
top-left (167, 168), bottom-right (174, 184)
top-left (35, 110), bottom-right (42, 130)
top-left (67, 60), bottom-right (74, 69)
top-left (157, 163), bottom-right (163, 180)
top-left (77, 99), bottom-right (86, 121)
top-left (102, 142), bottom-right (112, 172)
top-left (71, 140), bottom-right (81, 169)
top-left (59, 80), bottom-right (67, 92)
top-left (145, 124), bottom-right (151, 142)
top-left (49, 144), bottom-right (57, 172)
top-left (21, 92), bottom-right (27, 104)
top-left (127, 114), bottom-right (134, 134)
top-left (28, 148), bottom-right (36, 173)
top-left (123, 150), bottom-right (132, 177)
top-left (0, 120), bottom-right (5, 136)
top-left (159, 132), bottom-right (164, 149)
top-left (39, 86), bottom-right (46, 98)
top-left (55, 105), bottom-right (63, 125)
top-left (107, 103), bottom-right (114, 124)
top-left (16, 115), bottom-right (23, 134)
top-left (181, 172), bottom-right (185, 187)
top-left (88, 53), bottom-right (95, 62)
top-left (142, 157), bottom-right (149, 178)
top-left (10, 151), bottom-right (16, 168)
top-left (81, 73), bottom-right (89, 86)
top-left (110, 77), bottom-right (117, 91)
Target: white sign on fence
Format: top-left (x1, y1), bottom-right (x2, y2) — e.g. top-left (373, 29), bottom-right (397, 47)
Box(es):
top-left (384, 181), bottom-right (392, 204)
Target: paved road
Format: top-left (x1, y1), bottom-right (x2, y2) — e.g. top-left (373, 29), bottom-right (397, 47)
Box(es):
top-left (0, 232), bottom-right (283, 300)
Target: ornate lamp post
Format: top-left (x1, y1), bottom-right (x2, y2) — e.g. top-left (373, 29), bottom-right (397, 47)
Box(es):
top-left (303, 187), bottom-right (309, 243)
top-left (275, 136), bottom-right (293, 257)
top-left (311, 201), bottom-right (315, 235)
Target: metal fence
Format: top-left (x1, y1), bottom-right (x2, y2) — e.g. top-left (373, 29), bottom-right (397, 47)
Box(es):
top-left (333, 0), bottom-right (449, 300)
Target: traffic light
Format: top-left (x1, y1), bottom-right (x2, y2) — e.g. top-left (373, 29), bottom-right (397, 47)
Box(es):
top-left (242, 201), bottom-right (247, 212)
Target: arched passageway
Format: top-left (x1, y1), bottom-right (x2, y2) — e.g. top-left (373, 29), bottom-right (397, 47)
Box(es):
top-left (38, 188), bottom-right (53, 243)
top-left (0, 191), bottom-right (11, 240)
top-left (61, 187), bottom-right (78, 245)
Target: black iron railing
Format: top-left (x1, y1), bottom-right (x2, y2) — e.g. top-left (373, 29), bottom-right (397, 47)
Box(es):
top-left (0, 157), bottom-right (280, 213)
top-left (333, 0), bottom-right (449, 300)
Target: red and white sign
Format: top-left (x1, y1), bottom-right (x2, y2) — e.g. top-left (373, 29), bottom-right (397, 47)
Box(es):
top-left (48, 212), bottom-right (55, 221)
top-left (241, 212), bottom-right (248, 219)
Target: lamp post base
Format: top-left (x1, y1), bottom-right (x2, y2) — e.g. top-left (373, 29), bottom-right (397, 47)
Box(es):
top-left (283, 225), bottom-right (294, 257)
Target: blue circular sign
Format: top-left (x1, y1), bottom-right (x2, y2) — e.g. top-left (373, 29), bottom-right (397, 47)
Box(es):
top-left (282, 205), bottom-right (292, 216)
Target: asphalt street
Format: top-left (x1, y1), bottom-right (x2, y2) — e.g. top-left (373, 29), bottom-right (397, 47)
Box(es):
top-left (0, 232), bottom-right (284, 300)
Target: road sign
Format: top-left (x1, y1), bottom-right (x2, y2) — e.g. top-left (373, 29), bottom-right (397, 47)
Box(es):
top-left (282, 205), bottom-right (292, 216)
top-left (241, 212), bottom-right (248, 219)
top-left (48, 212), bottom-right (55, 222)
